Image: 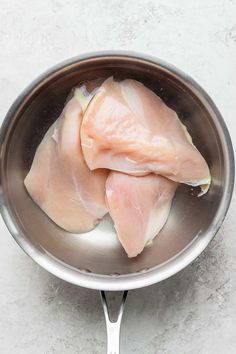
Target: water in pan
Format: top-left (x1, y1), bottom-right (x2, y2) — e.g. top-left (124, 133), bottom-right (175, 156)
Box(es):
top-left (3, 62), bottom-right (222, 276)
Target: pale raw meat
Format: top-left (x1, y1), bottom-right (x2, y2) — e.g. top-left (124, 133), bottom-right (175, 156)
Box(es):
top-left (81, 78), bottom-right (211, 194)
top-left (106, 172), bottom-right (178, 257)
top-left (24, 89), bottom-right (108, 233)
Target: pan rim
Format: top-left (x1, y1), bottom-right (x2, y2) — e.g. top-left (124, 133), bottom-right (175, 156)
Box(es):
top-left (0, 50), bottom-right (234, 291)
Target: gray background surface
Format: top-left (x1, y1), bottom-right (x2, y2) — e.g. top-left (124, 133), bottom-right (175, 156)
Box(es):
top-left (0, 0), bottom-right (236, 353)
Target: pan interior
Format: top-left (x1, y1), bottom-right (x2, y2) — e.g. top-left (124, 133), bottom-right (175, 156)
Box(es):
top-left (1, 56), bottom-right (226, 276)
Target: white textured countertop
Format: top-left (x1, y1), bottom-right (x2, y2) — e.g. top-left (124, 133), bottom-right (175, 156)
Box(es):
top-left (0, 1), bottom-right (236, 353)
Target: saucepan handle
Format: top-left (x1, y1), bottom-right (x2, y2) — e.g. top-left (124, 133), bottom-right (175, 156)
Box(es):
top-left (100, 290), bottom-right (128, 354)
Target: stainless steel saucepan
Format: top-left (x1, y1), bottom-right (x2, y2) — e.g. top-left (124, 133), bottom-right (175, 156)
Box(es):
top-left (0, 52), bottom-right (234, 353)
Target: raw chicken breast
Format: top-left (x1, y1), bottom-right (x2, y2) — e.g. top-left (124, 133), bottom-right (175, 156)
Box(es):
top-left (81, 78), bottom-right (211, 194)
top-left (106, 172), bottom-right (178, 257)
top-left (24, 88), bottom-right (108, 233)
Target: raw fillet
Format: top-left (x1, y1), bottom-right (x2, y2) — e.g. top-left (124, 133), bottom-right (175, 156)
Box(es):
top-left (81, 78), bottom-right (211, 194)
top-left (106, 172), bottom-right (178, 257)
top-left (24, 89), bottom-right (108, 233)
